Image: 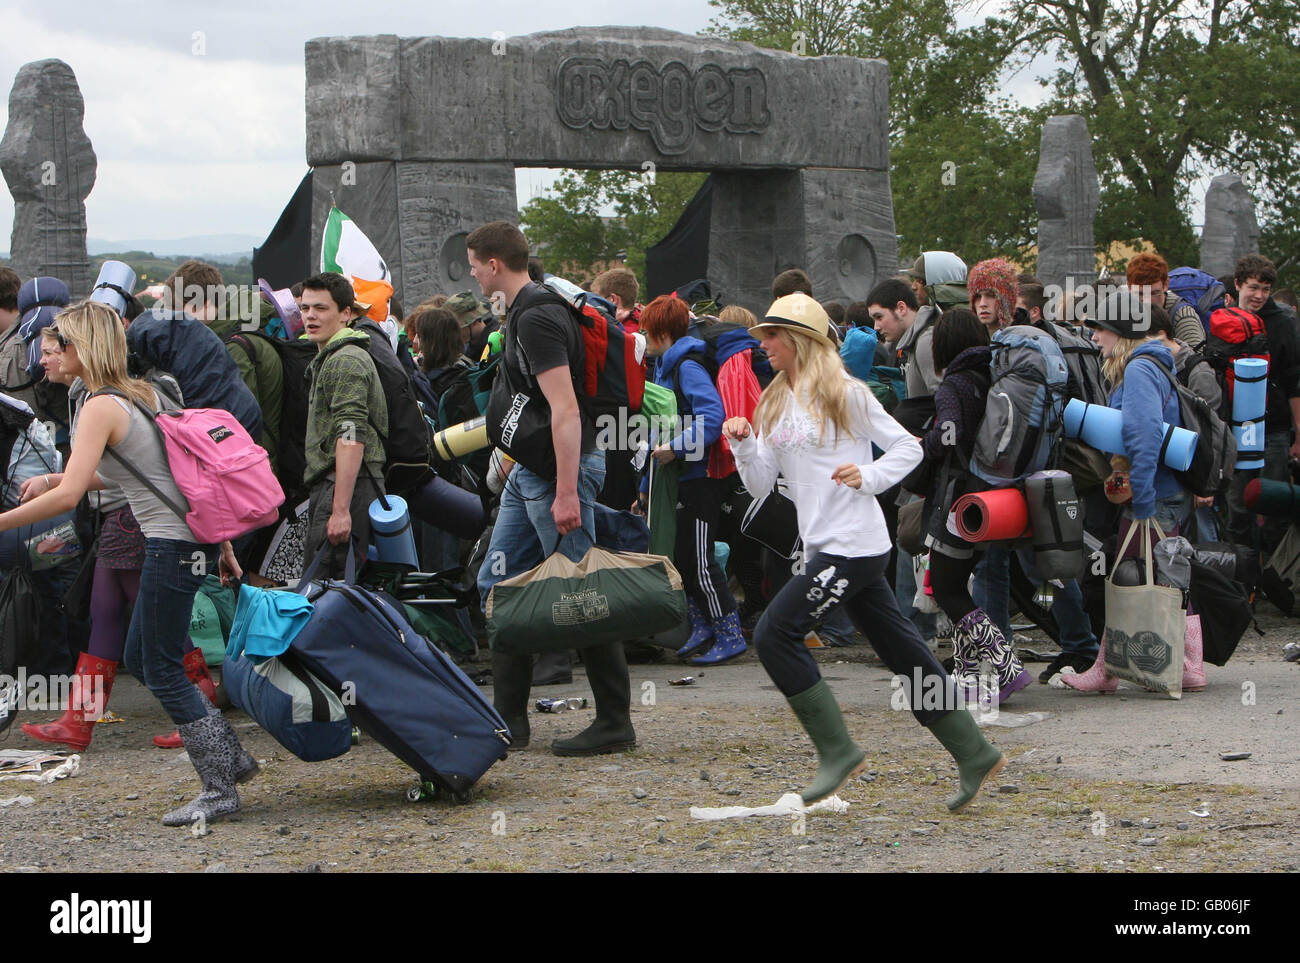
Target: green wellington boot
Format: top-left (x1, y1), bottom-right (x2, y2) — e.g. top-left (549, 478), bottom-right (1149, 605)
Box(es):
top-left (785, 679), bottom-right (868, 805)
top-left (926, 710), bottom-right (1006, 812)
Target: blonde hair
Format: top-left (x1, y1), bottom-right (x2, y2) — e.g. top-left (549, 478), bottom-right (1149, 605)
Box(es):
top-left (55, 301), bottom-right (156, 408)
top-left (719, 304), bottom-right (757, 329)
top-left (752, 328), bottom-right (860, 443)
top-left (1101, 335), bottom-right (1148, 392)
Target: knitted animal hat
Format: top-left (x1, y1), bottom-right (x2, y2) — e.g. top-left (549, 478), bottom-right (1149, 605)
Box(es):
top-left (967, 258), bottom-right (1019, 325)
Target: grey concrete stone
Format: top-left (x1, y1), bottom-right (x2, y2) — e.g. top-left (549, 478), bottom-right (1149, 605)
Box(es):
top-left (304, 28), bottom-right (895, 308)
top-left (1200, 174), bottom-right (1259, 278)
top-left (307, 28), bottom-right (888, 172)
top-left (0, 59), bottom-right (96, 297)
top-left (1033, 115), bottom-right (1098, 294)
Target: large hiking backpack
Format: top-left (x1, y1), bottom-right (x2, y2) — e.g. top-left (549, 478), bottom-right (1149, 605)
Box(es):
top-left (227, 331), bottom-right (316, 503)
top-left (1045, 321), bottom-right (1107, 407)
top-left (1168, 267), bottom-right (1228, 331)
top-left (536, 282), bottom-right (646, 421)
top-left (970, 325), bottom-right (1069, 487)
top-left (353, 319), bottom-right (435, 495)
top-left (666, 322), bottom-right (770, 477)
top-left (1202, 306), bottom-right (1270, 416)
top-left (485, 283), bottom-right (644, 480)
top-left (1131, 355), bottom-right (1236, 498)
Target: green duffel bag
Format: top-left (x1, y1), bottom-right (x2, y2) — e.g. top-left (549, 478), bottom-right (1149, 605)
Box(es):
top-left (190, 575), bottom-right (237, 667)
top-left (486, 546), bottom-right (686, 655)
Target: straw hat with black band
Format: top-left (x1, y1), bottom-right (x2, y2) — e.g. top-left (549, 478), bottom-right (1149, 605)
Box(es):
top-left (753, 292), bottom-right (836, 348)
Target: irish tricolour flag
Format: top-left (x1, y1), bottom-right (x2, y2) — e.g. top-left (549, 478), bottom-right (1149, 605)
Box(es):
top-left (321, 206), bottom-right (391, 284)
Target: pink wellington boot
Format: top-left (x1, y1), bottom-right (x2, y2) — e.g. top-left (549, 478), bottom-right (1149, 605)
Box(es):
top-left (1183, 616), bottom-right (1206, 692)
top-left (1062, 632), bottom-right (1118, 693)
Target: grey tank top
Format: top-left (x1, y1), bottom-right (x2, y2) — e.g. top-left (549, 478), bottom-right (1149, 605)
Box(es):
top-left (95, 393), bottom-right (198, 543)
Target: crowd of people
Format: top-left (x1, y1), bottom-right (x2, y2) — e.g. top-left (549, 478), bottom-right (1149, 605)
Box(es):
top-left (0, 222), bottom-right (1291, 825)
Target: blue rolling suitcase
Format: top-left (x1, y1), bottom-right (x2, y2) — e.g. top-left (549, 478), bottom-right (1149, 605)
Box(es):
top-left (289, 548), bottom-right (511, 801)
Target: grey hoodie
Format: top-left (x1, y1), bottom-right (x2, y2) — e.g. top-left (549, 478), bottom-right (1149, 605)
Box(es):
top-left (896, 305), bottom-right (941, 399)
top-left (1171, 339), bottom-right (1221, 413)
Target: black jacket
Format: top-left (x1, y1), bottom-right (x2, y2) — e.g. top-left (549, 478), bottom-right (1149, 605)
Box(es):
top-left (1258, 297), bottom-right (1300, 432)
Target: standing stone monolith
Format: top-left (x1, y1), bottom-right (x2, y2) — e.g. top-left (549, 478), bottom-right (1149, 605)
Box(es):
top-left (1200, 174), bottom-right (1259, 278)
top-left (0, 59), bottom-right (97, 297)
top-left (1033, 115), bottom-right (1099, 296)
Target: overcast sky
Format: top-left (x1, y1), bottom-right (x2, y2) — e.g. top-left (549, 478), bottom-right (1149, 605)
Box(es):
top-left (3, 0), bottom-right (1185, 252)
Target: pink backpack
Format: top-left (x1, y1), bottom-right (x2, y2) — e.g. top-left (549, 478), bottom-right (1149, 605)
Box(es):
top-left (101, 391), bottom-right (283, 543)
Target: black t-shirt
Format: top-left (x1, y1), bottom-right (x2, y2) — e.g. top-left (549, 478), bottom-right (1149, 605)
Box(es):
top-left (505, 284), bottom-right (597, 452)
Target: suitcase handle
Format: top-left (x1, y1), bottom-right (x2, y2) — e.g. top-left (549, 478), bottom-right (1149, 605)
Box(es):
top-left (295, 538), bottom-right (359, 594)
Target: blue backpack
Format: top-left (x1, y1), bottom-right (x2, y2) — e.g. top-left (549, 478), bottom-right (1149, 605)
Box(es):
top-left (1168, 267), bottom-right (1228, 331)
top-left (970, 325), bottom-right (1069, 487)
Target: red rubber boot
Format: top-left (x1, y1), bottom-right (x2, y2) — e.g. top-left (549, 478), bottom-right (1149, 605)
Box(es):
top-left (154, 649), bottom-right (219, 748)
top-left (22, 653), bottom-right (118, 752)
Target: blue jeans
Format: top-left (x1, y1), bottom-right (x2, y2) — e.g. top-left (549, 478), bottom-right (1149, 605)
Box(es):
top-left (477, 451), bottom-right (606, 610)
top-left (974, 543), bottom-right (1098, 658)
top-left (122, 538), bottom-right (215, 727)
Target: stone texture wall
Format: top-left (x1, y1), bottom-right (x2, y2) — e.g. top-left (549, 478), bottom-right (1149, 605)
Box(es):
top-left (305, 28), bottom-right (896, 309)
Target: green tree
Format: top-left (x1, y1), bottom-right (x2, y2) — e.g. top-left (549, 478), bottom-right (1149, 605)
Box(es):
top-left (520, 169), bottom-right (707, 291)
top-left (707, 0), bottom-right (1300, 281)
top-left (707, 0), bottom-right (1041, 263)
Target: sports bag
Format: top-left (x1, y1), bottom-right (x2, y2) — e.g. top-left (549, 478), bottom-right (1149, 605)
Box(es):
top-left (1202, 307), bottom-right (1269, 413)
top-left (227, 331), bottom-right (316, 503)
top-left (224, 649), bottom-right (352, 762)
top-left (1168, 267), bottom-right (1227, 330)
top-left (0, 562), bottom-right (44, 734)
top-left (486, 545), bottom-right (686, 655)
top-left (1187, 558), bottom-right (1257, 666)
top-left (970, 325), bottom-right (1069, 487)
top-left (97, 389), bottom-right (284, 543)
top-left (352, 319), bottom-right (435, 495)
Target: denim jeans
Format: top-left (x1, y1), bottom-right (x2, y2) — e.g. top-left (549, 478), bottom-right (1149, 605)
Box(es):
top-left (477, 450), bottom-right (606, 609)
top-left (974, 543), bottom-right (1098, 658)
top-left (122, 538), bottom-right (216, 727)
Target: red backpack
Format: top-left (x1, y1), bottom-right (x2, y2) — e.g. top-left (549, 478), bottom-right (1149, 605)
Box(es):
top-left (535, 283), bottom-right (645, 419)
top-left (1203, 307), bottom-right (1269, 413)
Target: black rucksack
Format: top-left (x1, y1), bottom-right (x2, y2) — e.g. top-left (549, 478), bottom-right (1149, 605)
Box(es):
top-left (227, 331), bottom-right (317, 504)
top-left (1188, 559), bottom-right (1258, 666)
top-left (352, 320), bottom-right (435, 495)
top-left (0, 564), bottom-right (44, 734)
top-left (1044, 321), bottom-right (1107, 407)
top-left (1137, 355), bottom-right (1236, 498)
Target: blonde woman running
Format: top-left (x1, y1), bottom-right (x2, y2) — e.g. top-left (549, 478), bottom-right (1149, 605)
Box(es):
top-left (723, 294), bottom-right (1004, 811)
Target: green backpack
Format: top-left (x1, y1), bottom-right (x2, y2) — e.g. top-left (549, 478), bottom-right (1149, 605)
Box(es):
top-left (190, 576), bottom-right (238, 667)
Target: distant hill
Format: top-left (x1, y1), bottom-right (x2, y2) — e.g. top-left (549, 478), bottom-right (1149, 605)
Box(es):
top-left (86, 235), bottom-right (261, 259)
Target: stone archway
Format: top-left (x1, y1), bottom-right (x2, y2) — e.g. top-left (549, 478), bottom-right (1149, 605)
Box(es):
top-left (306, 27), bottom-right (897, 310)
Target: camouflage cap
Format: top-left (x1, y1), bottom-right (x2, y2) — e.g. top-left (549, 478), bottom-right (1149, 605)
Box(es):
top-left (444, 291), bottom-right (492, 327)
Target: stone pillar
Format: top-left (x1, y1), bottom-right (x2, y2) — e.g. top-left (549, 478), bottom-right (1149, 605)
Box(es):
top-left (707, 171), bottom-right (804, 310)
top-left (799, 168), bottom-right (898, 305)
top-left (1200, 174), bottom-right (1259, 278)
top-left (1033, 115), bottom-right (1098, 295)
top-left (0, 59), bottom-right (96, 297)
top-left (310, 162), bottom-right (516, 308)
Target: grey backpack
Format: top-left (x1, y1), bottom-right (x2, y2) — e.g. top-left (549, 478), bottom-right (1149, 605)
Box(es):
top-left (970, 325), bottom-right (1069, 487)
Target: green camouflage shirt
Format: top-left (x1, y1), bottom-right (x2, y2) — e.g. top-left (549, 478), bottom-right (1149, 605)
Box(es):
top-left (304, 327), bottom-right (388, 487)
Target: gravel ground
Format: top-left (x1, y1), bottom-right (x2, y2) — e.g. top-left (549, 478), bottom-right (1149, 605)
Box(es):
top-left (1, 604), bottom-right (1296, 874)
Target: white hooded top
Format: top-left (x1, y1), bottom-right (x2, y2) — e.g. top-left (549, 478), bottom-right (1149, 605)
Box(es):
top-left (729, 372), bottom-right (922, 559)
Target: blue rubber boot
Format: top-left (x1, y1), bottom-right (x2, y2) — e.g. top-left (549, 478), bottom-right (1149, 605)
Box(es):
top-left (676, 597), bottom-right (715, 659)
top-left (690, 610), bottom-right (748, 665)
